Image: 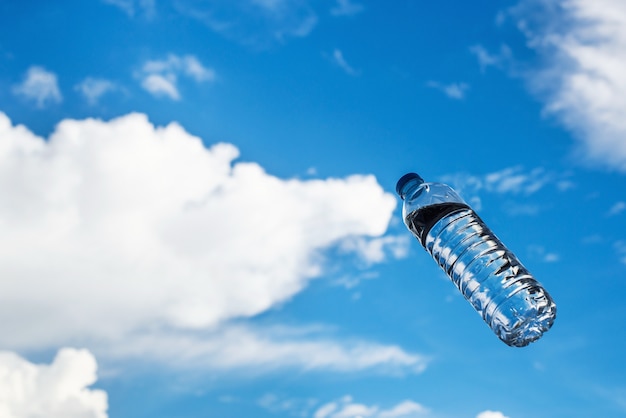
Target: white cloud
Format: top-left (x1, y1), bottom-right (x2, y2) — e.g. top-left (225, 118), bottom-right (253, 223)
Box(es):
top-left (102, 0), bottom-right (155, 18)
top-left (315, 401), bottom-right (339, 418)
top-left (0, 348), bottom-right (108, 418)
top-left (181, 55), bottom-right (216, 82)
top-left (75, 77), bottom-right (118, 105)
top-left (476, 411), bottom-right (509, 418)
top-left (331, 0), bottom-right (364, 17)
top-left (332, 49), bottom-right (359, 76)
top-left (442, 83), bottom-right (469, 99)
top-left (12, 66), bottom-right (62, 108)
top-left (0, 112), bottom-right (414, 375)
top-left (313, 396), bottom-right (428, 418)
top-left (174, 0), bottom-right (318, 46)
top-left (427, 81), bottom-right (469, 100)
top-left (141, 73), bottom-right (180, 100)
top-left (138, 54), bottom-right (215, 100)
top-left (469, 44), bottom-right (512, 72)
top-left (512, 0), bottom-right (626, 171)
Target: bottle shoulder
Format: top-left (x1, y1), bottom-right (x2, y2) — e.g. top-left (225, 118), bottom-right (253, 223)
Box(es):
top-left (403, 182), bottom-right (466, 216)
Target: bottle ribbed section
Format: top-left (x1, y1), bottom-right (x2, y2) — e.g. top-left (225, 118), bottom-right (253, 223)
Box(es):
top-left (423, 208), bottom-right (556, 347)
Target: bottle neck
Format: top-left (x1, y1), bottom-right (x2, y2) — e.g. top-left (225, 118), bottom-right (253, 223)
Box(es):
top-left (396, 173), bottom-right (425, 200)
top-left (400, 179), bottom-right (424, 200)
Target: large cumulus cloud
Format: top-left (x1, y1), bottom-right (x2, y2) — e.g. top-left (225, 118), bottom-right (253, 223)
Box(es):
top-left (0, 112), bottom-right (417, 373)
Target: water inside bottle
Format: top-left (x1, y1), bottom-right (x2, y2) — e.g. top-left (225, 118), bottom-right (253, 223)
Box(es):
top-left (407, 204), bottom-right (557, 347)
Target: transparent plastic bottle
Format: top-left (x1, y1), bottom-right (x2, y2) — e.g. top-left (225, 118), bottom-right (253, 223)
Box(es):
top-left (396, 172), bottom-right (556, 347)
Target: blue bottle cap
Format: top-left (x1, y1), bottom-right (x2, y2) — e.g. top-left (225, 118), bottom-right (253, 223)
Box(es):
top-left (396, 172), bottom-right (424, 197)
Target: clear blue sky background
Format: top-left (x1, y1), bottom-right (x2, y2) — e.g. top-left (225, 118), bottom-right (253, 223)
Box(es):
top-left (1, 1), bottom-right (626, 418)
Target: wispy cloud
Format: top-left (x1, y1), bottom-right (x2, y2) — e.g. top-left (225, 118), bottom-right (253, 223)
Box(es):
top-left (591, 383), bottom-right (626, 414)
top-left (258, 393), bottom-right (319, 416)
top-left (439, 166), bottom-right (571, 214)
top-left (330, 0), bottom-right (364, 17)
top-left (510, 0), bottom-right (626, 171)
top-left (75, 77), bottom-right (118, 105)
top-left (607, 201), bottom-right (626, 216)
top-left (582, 234), bottom-right (603, 245)
top-left (102, 0), bottom-right (155, 18)
top-left (332, 271), bottom-right (378, 291)
top-left (427, 81), bottom-right (469, 100)
top-left (142, 54), bottom-right (216, 82)
top-left (174, 0), bottom-right (318, 47)
top-left (137, 54), bottom-right (215, 100)
top-left (332, 49), bottom-right (359, 75)
top-left (469, 44), bottom-right (512, 72)
top-left (528, 245), bottom-right (560, 263)
top-left (340, 235), bottom-right (409, 265)
top-left (313, 396), bottom-right (428, 418)
top-left (501, 201), bottom-right (541, 216)
top-left (484, 166), bottom-right (547, 194)
top-left (0, 349), bottom-right (108, 418)
top-left (12, 66), bottom-right (62, 108)
top-left (440, 166), bottom-right (566, 197)
top-left (614, 241), bottom-right (626, 265)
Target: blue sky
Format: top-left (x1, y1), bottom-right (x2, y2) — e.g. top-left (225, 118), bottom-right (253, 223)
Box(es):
top-left (1, 0), bottom-right (626, 417)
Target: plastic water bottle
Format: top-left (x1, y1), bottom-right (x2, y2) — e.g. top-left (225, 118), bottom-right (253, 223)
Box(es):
top-left (396, 172), bottom-right (556, 347)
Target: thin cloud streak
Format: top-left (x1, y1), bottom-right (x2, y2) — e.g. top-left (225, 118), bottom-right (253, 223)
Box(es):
top-left (173, 0), bottom-right (318, 47)
top-left (102, 0), bottom-right (156, 18)
top-left (427, 81), bottom-right (469, 100)
top-left (100, 325), bottom-right (429, 375)
top-left (332, 49), bottom-right (359, 76)
top-left (607, 201), bottom-right (626, 216)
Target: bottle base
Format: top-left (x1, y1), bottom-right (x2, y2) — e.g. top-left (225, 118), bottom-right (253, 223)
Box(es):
top-left (493, 305), bottom-right (557, 347)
